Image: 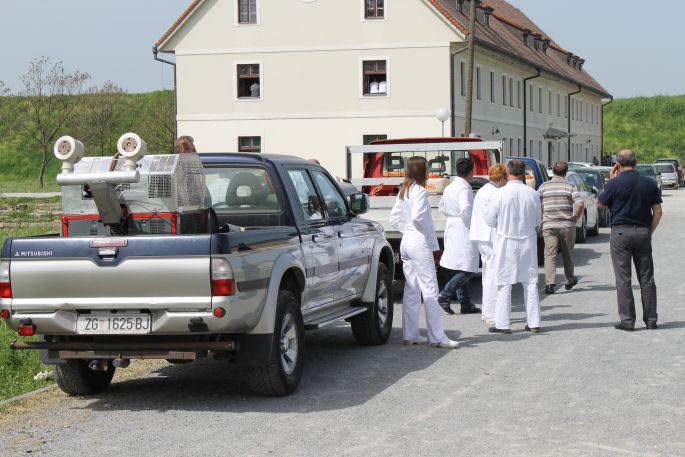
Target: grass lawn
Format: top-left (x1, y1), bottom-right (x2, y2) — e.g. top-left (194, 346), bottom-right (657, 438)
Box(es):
top-left (0, 180), bottom-right (60, 194)
top-left (1, 212), bottom-right (58, 400)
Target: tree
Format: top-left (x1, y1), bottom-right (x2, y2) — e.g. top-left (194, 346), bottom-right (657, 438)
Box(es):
top-left (82, 81), bottom-right (125, 156)
top-left (19, 57), bottom-right (90, 187)
top-left (139, 91), bottom-right (175, 154)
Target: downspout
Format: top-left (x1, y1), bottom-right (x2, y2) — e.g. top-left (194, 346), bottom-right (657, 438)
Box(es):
top-left (567, 85), bottom-right (582, 161)
top-left (522, 69), bottom-right (541, 157)
top-left (601, 95), bottom-right (614, 161)
top-left (153, 45), bottom-right (178, 139)
top-left (451, 45), bottom-right (468, 137)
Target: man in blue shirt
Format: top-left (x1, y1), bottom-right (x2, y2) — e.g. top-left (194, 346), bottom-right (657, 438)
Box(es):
top-left (598, 149), bottom-right (663, 331)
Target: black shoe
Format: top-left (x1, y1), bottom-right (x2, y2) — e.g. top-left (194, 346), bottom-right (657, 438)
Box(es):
top-left (460, 304), bottom-right (481, 314)
top-left (545, 285), bottom-right (555, 294)
top-left (614, 323), bottom-right (634, 332)
top-left (525, 325), bottom-right (541, 333)
top-left (488, 327), bottom-right (512, 334)
top-left (646, 322), bottom-right (658, 330)
top-left (438, 296), bottom-right (455, 315)
top-left (565, 277), bottom-right (578, 290)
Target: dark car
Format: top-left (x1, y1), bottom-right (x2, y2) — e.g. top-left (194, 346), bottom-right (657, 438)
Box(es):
top-left (637, 164), bottom-right (663, 196)
top-left (575, 167), bottom-right (610, 227)
top-left (655, 158), bottom-right (683, 187)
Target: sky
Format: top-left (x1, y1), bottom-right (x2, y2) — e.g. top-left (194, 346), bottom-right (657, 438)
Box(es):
top-left (0, 0), bottom-right (683, 98)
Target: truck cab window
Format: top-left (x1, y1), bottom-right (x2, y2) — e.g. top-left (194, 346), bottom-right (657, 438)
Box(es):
top-left (312, 171), bottom-right (348, 219)
top-left (288, 170), bottom-right (323, 222)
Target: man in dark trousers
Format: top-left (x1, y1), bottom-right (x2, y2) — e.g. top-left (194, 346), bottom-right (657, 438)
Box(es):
top-left (598, 149), bottom-right (663, 331)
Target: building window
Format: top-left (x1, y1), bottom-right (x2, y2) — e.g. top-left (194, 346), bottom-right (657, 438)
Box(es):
top-left (502, 75), bottom-right (506, 105)
top-left (530, 139), bottom-right (534, 155)
top-left (548, 90), bottom-right (552, 115)
top-left (557, 93), bottom-right (561, 117)
top-left (571, 99), bottom-right (575, 120)
top-left (517, 138), bottom-right (521, 153)
top-left (538, 87), bottom-right (542, 113)
top-left (237, 64), bottom-right (261, 98)
top-left (517, 80), bottom-right (522, 109)
top-left (238, 136), bottom-right (261, 153)
top-left (490, 71), bottom-right (495, 103)
top-left (586, 103), bottom-right (589, 123)
top-left (365, 0), bottom-right (385, 19)
top-left (580, 100), bottom-right (583, 121)
top-left (564, 97), bottom-right (568, 118)
top-left (460, 61), bottom-right (466, 97)
top-left (476, 67), bottom-right (482, 100)
top-left (509, 78), bottom-right (513, 107)
top-left (238, 0), bottom-right (258, 24)
top-left (539, 141), bottom-right (543, 157)
top-left (363, 60), bottom-right (387, 95)
top-left (363, 134), bottom-right (387, 144)
top-left (509, 138), bottom-right (513, 154)
top-left (529, 85), bottom-right (534, 112)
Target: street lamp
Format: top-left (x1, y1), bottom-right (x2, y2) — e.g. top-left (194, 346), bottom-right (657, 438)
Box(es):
top-left (435, 107), bottom-right (451, 137)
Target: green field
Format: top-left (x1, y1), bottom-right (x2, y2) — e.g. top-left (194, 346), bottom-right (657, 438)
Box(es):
top-left (0, 200), bottom-right (58, 400)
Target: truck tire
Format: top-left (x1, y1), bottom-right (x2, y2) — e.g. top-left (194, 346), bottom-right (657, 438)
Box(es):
top-left (53, 360), bottom-right (116, 396)
top-left (350, 263), bottom-right (393, 345)
top-left (247, 289), bottom-right (304, 396)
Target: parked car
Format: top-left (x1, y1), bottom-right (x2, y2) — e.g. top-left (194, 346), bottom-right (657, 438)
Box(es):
top-left (575, 167), bottom-right (610, 227)
top-left (655, 158), bottom-right (684, 187)
top-left (636, 164), bottom-right (663, 196)
top-left (566, 171), bottom-right (600, 242)
top-left (653, 162), bottom-right (679, 189)
top-left (594, 166), bottom-right (612, 184)
top-left (568, 162), bottom-right (594, 170)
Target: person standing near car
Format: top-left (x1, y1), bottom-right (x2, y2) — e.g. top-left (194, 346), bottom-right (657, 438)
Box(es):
top-left (485, 160), bottom-right (542, 334)
top-left (597, 149), bottom-right (662, 331)
top-left (469, 164), bottom-right (508, 325)
top-left (437, 158), bottom-right (480, 315)
top-left (538, 161), bottom-right (585, 294)
top-left (389, 157), bottom-right (459, 349)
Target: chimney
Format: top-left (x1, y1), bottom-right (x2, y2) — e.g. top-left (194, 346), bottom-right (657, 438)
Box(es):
top-left (522, 28), bottom-right (532, 46)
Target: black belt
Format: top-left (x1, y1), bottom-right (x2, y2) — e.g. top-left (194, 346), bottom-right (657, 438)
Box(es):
top-left (612, 224), bottom-right (648, 229)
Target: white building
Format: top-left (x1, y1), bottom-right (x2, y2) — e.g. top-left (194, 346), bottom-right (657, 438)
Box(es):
top-left (156, 0), bottom-right (611, 177)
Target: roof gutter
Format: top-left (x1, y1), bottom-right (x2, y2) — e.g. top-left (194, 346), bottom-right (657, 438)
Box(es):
top-left (566, 85), bottom-right (582, 161)
top-left (522, 68), bottom-right (541, 157)
top-left (152, 45), bottom-right (178, 139)
top-left (600, 95), bottom-right (614, 159)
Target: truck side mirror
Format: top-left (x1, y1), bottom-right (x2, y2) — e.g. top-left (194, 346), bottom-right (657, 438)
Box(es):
top-left (349, 193), bottom-right (369, 215)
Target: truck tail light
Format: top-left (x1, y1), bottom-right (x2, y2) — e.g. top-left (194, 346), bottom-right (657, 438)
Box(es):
top-left (18, 319), bottom-right (35, 337)
top-left (211, 258), bottom-right (235, 296)
top-left (0, 309), bottom-right (9, 319)
top-left (0, 260), bottom-right (10, 299)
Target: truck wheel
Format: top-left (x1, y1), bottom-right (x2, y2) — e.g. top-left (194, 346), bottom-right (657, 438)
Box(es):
top-left (247, 289), bottom-right (304, 396)
top-left (351, 263), bottom-right (393, 345)
top-left (53, 360), bottom-right (116, 396)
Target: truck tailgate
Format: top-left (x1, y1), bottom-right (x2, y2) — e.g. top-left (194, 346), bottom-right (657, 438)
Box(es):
top-left (7, 236), bottom-right (212, 311)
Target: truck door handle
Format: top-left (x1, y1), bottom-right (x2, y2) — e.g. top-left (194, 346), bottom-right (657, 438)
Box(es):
top-left (311, 234), bottom-right (319, 242)
top-left (98, 248), bottom-right (118, 258)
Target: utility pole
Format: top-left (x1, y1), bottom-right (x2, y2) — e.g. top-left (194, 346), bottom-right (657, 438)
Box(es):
top-left (464, 0), bottom-right (478, 136)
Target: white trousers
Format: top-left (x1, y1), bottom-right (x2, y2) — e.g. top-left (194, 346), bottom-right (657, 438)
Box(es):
top-left (400, 243), bottom-right (448, 344)
top-left (478, 241), bottom-right (497, 320)
top-left (494, 283), bottom-right (541, 330)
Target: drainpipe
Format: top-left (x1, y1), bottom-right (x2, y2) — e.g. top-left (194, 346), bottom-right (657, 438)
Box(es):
top-left (522, 69), bottom-right (541, 157)
top-left (601, 95), bottom-right (614, 161)
top-left (152, 45), bottom-right (178, 139)
top-left (567, 85), bottom-right (581, 161)
top-left (451, 45), bottom-right (468, 137)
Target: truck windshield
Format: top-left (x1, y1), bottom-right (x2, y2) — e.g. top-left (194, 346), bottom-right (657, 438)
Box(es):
top-left (381, 149), bottom-right (497, 177)
top-left (655, 164), bottom-right (673, 174)
top-left (204, 166), bottom-right (281, 212)
top-left (636, 165), bottom-right (656, 177)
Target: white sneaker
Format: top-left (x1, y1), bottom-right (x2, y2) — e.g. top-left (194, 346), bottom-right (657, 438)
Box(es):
top-left (403, 336), bottom-right (429, 345)
top-left (485, 318), bottom-right (495, 325)
top-left (431, 339), bottom-right (460, 349)
top-left (481, 315), bottom-right (487, 322)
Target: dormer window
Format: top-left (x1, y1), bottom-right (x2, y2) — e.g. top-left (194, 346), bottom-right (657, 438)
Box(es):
top-left (533, 35), bottom-right (540, 50)
top-left (567, 53), bottom-right (573, 65)
top-left (523, 29), bottom-right (531, 46)
top-left (578, 59), bottom-right (585, 71)
top-left (483, 7), bottom-right (493, 27)
top-left (542, 39), bottom-right (550, 54)
top-left (457, 0), bottom-right (465, 14)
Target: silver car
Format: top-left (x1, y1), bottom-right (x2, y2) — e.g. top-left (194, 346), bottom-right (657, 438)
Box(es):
top-left (654, 163), bottom-right (678, 189)
top-left (566, 171), bottom-right (600, 243)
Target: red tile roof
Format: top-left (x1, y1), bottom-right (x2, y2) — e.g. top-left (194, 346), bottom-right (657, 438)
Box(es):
top-left (157, 0), bottom-right (610, 97)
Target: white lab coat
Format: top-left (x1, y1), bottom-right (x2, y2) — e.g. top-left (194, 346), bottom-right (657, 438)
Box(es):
top-left (485, 180), bottom-right (541, 286)
top-left (439, 177), bottom-right (479, 272)
top-left (390, 184), bottom-right (447, 344)
top-left (469, 181), bottom-right (500, 319)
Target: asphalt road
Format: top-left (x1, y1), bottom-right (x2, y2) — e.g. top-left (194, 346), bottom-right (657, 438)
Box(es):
top-left (1, 190), bottom-right (684, 457)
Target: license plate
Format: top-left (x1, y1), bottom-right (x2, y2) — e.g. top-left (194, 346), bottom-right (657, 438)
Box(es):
top-left (77, 314), bottom-right (151, 335)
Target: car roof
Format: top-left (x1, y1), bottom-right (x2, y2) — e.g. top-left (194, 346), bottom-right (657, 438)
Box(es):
top-left (574, 167), bottom-right (601, 174)
top-left (199, 152), bottom-right (314, 167)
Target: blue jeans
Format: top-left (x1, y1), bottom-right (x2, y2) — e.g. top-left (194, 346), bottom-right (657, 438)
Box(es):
top-left (440, 270), bottom-right (473, 304)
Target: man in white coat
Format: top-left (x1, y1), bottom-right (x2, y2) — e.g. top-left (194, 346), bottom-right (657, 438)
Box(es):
top-left (485, 160), bottom-right (542, 334)
top-left (438, 158), bottom-right (481, 315)
top-left (469, 164), bottom-right (508, 325)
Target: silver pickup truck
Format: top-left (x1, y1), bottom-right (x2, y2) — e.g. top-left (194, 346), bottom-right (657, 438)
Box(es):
top-left (1, 140), bottom-right (394, 396)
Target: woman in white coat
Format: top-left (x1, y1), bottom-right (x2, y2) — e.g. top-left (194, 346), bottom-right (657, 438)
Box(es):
top-left (469, 164), bottom-right (508, 325)
top-left (389, 157), bottom-right (459, 349)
